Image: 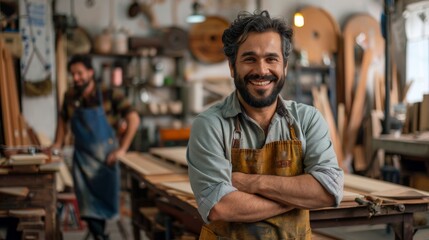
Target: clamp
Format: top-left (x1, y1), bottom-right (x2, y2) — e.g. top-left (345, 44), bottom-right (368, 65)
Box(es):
top-left (355, 196), bottom-right (382, 218)
top-left (355, 196), bottom-right (406, 218)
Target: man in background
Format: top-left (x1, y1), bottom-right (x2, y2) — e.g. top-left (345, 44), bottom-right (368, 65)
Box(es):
top-left (51, 55), bottom-right (140, 239)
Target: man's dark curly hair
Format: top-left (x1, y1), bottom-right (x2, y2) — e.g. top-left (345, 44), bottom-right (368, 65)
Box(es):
top-left (67, 55), bottom-right (94, 72)
top-left (222, 10), bottom-right (293, 68)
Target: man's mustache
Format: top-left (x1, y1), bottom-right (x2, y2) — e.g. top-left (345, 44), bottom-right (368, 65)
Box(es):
top-left (244, 74), bottom-right (278, 82)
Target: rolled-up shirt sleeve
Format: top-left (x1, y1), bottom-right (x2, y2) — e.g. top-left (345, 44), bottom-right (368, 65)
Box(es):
top-left (187, 114), bottom-right (237, 223)
top-left (310, 167), bottom-right (344, 206)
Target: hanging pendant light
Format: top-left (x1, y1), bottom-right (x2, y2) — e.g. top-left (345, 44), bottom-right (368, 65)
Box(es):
top-left (294, 11), bottom-right (304, 27)
top-left (187, 0), bottom-right (206, 23)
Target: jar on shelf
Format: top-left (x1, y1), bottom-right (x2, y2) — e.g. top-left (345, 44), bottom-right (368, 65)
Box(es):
top-left (94, 28), bottom-right (113, 54)
top-left (113, 27), bottom-right (130, 54)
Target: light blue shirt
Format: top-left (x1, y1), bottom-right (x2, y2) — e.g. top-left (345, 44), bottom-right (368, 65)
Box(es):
top-left (187, 92), bottom-right (344, 223)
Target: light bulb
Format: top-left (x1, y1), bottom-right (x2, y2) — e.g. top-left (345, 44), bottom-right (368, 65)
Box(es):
top-left (294, 12), bottom-right (304, 27)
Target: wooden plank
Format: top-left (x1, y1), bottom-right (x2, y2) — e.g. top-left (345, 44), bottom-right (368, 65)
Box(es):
top-left (342, 190), bottom-right (364, 202)
top-left (319, 85), bottom-right (344, 170)
top-left (0, 187), bottom-right (29, 197)
top-left (409, 173), bottom-right (429, 192)
top-left (0, 41), bottom-right (14, 145)
top-left (344, 49), bottom-right (373, 162)
top-left (18, 115), bottom-right (31, 145)
top-left (337, 103), bottom-right (345, 145)
top-left (9, 208), bottom-right (46, 218)
top-left (371, 188), bottom-right (429, 200)
top-left (58, 160), bottom-right (73, 187)
top-left (391, 61), bottom-right (399, 107)
top-left (313, 86), bottom-right (345, 170)
top-left (119, 152), bottom-right (186, 175)
top-left (402, 104), bottom-right (412, 134)
top-left (342, 14), bottom-right (384, 115)
top-left (56, 34), bottom-right (68, 110)
top-left (344, 173), bottom-right (429, 197)
top-left (145, 173), bottom-right (189, 184)
top-left (352, 145), bottom-right (366, 171)
top-left (3, 44), bottom-right (23, 145)
top-left (412, 102), bottom-right (420, 133)
top-left (311, 86), bottom-right (324, 114)
top-left (9, 153), bottom-right (48, 165)
top-left (374, 74), bottom-right (383, 112)
top-left (419, 94), bottom-right (429, 131)
top-left (150, 147), bottom-right (188, 166)
top-left (159, 181), bottom-right (194, 197)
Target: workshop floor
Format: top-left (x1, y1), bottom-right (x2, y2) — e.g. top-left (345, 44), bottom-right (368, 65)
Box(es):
top-left (60, 211), bottom-right (429, 240)
top-left (62, 217), bottom-right (150, 240)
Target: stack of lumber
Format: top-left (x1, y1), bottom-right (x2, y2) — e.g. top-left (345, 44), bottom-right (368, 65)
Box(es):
top-left (0, 152), bottom-right (71, 192)
top-left (119, 152), bottom-right (195, 206)
top-left (402, 94), bottom-right (429, 134)
top-left (311, 13), bottom-right (405, 174)
top-left (150, 147), bottom-right (188, 167)
top-left (0, 40), bottom-right (36, 146)
top-left (345, 173), bottom-right (429, 200)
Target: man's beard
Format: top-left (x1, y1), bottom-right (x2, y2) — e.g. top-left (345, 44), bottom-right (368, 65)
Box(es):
top-left (74, 79), bottom-right (91, 95)
top-left (234, 71), bottom-right (285, 108)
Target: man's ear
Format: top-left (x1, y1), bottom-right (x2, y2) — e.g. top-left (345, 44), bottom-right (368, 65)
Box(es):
top-left (89, 69), bottom-right (95, 78)
top-left (284, 62), bottom-right (288, 75)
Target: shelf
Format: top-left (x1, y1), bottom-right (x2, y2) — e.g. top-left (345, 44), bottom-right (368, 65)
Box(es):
top-left (88, 51), bottom-right (184, 59)
top-left (292, 62), bottom-right (337, 119)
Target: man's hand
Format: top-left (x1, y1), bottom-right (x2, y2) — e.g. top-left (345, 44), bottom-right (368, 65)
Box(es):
top-left (232, 172), bottom-right (259, 194)
top-left (46, 143), bottom-right (62, 156)
top-left (106, 148), bottom-right (126, 166)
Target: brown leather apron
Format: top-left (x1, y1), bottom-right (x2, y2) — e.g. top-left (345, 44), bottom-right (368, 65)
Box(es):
top-left (199, 115), bottom-right (311, 240)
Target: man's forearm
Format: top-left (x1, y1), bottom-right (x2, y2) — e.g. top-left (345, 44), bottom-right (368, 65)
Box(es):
top-left (259, 174), bottom-right (334, 208)
top-left (208, 190), bottom-right (293, 222)
top-left (233, 173), bottom-right (335, 209)
top-left (118, 111), bottom-right (140, 151)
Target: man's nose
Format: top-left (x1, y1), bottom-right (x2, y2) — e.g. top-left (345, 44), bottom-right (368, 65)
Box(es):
top-left (71, 74), bottom-right (79, 81)
top-left (255, 61), bottom-right (270, 75)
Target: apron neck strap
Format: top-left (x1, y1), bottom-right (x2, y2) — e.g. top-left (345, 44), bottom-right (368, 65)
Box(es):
top-left (289, 124), bottom-right (298, 140)
top-left (231, 111), bottom-right (298, 149)
top-left (232, 117), bottom-right (241, 149)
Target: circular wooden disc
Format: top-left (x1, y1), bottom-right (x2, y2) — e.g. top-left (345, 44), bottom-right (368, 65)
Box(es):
top-left (292, 7), bottom-right (340, 65)
top-left (189, 16), bottom-right (229, 64)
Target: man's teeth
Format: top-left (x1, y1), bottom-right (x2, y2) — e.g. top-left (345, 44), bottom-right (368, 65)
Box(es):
top-left (250, 80), bottom-right (270, 86)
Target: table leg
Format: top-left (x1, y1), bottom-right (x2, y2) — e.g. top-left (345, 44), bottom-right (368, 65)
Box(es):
top-left (392, 213), bottom-right (414, 240)
top-left (131, 174), bottom-right (141, 240)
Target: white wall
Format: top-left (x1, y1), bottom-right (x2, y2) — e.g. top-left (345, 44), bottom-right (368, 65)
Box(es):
top-left (19, 0), bottom-right (57, 143)
top-left (25, 0), bottom-right (383, 141)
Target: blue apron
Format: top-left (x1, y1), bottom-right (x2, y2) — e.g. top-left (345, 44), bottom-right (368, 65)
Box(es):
top-left (70, 89), bottom-right (120, 220)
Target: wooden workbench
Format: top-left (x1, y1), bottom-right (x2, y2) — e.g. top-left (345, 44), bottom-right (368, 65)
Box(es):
top-left (0, 167), bottom-right (59, 240)
top-left (367, 132), bottom-right (429, 184)
top-left (372, 133), bottom-right (429, 161)
top-left (120, 148), bottom-right (429, 240)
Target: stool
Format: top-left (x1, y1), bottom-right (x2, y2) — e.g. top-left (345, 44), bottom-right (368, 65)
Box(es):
top-left (57, 193), bottom-right (85, 231)
top-left (9, 208), bottom-right (46, 240)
